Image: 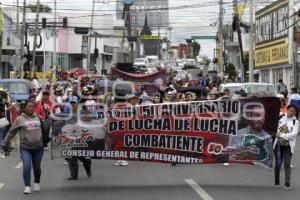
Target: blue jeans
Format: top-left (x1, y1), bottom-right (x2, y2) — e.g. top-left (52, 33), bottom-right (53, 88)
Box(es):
top-left (20, 147), bottom-right (44, 187)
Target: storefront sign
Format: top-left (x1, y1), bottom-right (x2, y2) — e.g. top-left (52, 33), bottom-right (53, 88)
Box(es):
top-left (255, 42), bottom-right (288, 67)
top-left (140, 35), bottom-right (160, 40)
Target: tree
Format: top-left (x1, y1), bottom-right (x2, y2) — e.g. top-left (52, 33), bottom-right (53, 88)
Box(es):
top-left (140, 14), bottom-right (152, 35)
top-left (227, 63), bottom-right (237, 79)
top-left (28, 3), bottom-right (52, 13)
top-left (192, 41), bottom-right (201, 59)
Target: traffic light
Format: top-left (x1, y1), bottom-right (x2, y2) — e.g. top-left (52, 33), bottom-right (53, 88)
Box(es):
top-left (42, 18), bottom-right (47, 29)
top-left (63, 17), bottom-right (68, 28)
top-left (213, 58), bottom-right (219, 64)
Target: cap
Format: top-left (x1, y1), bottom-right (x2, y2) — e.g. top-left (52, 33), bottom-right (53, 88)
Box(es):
top-left (185, 92), bottom-right (196, 99)
top-left (126, 94), bottom-right (138, 100)
top-left (55, 86), bottom-right (63, 92)
top-left (69, 96), bottom-right (79, 104)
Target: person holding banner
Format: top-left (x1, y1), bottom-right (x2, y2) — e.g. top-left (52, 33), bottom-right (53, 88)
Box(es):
top-left (227, 104), bottom-right (273, 168)
top-left (274, 105), bottom-right (299, 190)
top-left (61, 96), bottom-right (93, 180)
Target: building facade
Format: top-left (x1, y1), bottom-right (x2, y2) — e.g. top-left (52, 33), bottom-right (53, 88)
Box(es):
top-left (255, 0), bottom-right (292, 87)
top-left (24, 12), bottom-right (129, 76)
top-left (0, 8), bottom-right (19, 78)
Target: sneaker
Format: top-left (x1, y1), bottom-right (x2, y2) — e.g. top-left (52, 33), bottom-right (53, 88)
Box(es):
top-left (24, 186), bottom-right (31, 194)
top-left (64, 162), bottom-right (68, 165)
top-left (273, 184), bottom-right (280, 188)
top-left (285, 185), bottom-right (292, 190)
top-left (33, 183), bottom-right (40, 191)
top-left (114, 160), bottom-right (121, 166)
top-left (120, 160), bottom-right (128, 166)
top-left (285, 184), bottom-right (292, 190)
top-left (44, 147), bottom-right (49, 151)
top-left (223, 163), bottom-right (230, 166)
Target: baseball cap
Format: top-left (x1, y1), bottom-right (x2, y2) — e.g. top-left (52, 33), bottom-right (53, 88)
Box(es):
top-left (126, 94), bottom-right (138, 100)
top-left (69, 96), bottom-right (79, 104)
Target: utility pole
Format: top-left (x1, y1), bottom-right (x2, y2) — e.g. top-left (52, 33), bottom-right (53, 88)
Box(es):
top-left (248, 0), bottom-right (254, 82)
top-left (31, 0), bottom-right (40, 79)
top-left (158, 27), bottom-right (161, 60)
top-left (53, 0), bottom-right (57, 80)
top-left (289, 0), bottom-right (296, 87)
top-left (16, 0), bottom-right (19, 35)
top-left (0, 8), bottom-right (3, 79)
top-left (233, 0), bottom-right (245, 82)
top-left (20, 0), bottom-right (27, 78)
top-left (86, 0), bottom-right (96, 70)
top-left (218, 0), bottom-right (224, 78)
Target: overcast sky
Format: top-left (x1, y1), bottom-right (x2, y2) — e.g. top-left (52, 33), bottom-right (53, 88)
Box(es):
top-left (1, 0), bottom-right (278, 59)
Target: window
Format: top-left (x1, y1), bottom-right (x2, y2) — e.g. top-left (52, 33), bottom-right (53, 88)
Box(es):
top-left (8, 83), bottom-right (28, 94)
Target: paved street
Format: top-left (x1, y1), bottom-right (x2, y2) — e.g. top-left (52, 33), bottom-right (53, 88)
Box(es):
top-left (1, 137), bottom-right (300, 200)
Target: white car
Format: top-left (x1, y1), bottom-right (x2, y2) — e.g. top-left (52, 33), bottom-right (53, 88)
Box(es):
top-left (133, 58), bottom-right (150, 68)
top-left (175, 69), bottom-right (192, 80)
top-left (144, 67), bottom-right (158, 74)
top-left (219, 82), bottom-right (283, 98)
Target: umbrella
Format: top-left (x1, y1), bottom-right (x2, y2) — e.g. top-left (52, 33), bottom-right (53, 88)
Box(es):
top-left (180, 86), bottom-right (208, 96)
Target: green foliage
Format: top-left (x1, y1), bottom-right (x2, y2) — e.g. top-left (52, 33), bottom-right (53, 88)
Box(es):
top-left (28, 3), bottom-right (52, 13)
top-left (192, 42), bottom-right (201, 59)
top-left (227, 63), bottom-right (237, 79)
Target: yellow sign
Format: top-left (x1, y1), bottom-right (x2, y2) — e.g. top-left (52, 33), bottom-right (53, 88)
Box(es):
top-left (9, 71), bottom-right (52, 80)
top-left (255, 42), bottom-right (288, 67)
top-left (140, 35), bottom-right (160, 40)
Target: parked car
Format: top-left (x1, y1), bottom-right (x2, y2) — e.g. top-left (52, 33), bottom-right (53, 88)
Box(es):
top-left (133, 58), bottom-right (150, 68)
top-left (219, 82), bottom-right (283, 98)
top-left (175, 69), bottom-right (192, 80)
top-left (0, 79), bottom-right (31, 101)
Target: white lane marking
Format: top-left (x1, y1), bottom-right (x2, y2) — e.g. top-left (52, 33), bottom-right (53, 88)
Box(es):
top-left (15, 162), bottom-right (23, 169)
top-left (185, 179), bottom-right (214, 200)
top-left (0, 183), bottom-right (5, 189)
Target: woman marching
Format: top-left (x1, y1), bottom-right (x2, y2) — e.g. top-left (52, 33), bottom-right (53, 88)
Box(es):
top-left (274, 105), bottom-right (299, 190)
top-left (1, 100), bottom-right (45, 194)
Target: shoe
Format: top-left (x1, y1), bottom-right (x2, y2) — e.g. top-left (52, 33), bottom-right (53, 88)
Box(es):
top-left (114, 160), bottom-right (121, 166)
top-left (86, 171), bottom-right (92, 178)
top-left (44, 147), bottom-right (49, 151)
top-left (223, 163), bottom-right (230, 166)
top-left (172, 163), bottom-right (177, 166)
top-left (24, 186), bottom-right (31, 194)
top-left (285, 184), bottom-right (292, 190)
top-left (285, 186), bottom-right (292, 190)
top-left (63, 162), bottom-right (68, 165)
top-left (273, 184), bottom-right (280, 188)
top-left (33, 183), bottom-right (40, 191)
top-left (67, 177), bottom-right (78, 180)
top-left (290, 164), bottom-right (294, 168)
top-left (120, 160), bottom-right (128, 166)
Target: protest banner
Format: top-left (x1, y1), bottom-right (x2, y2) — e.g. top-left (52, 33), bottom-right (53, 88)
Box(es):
top-left (52, 97), bottom-right (280, 168)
